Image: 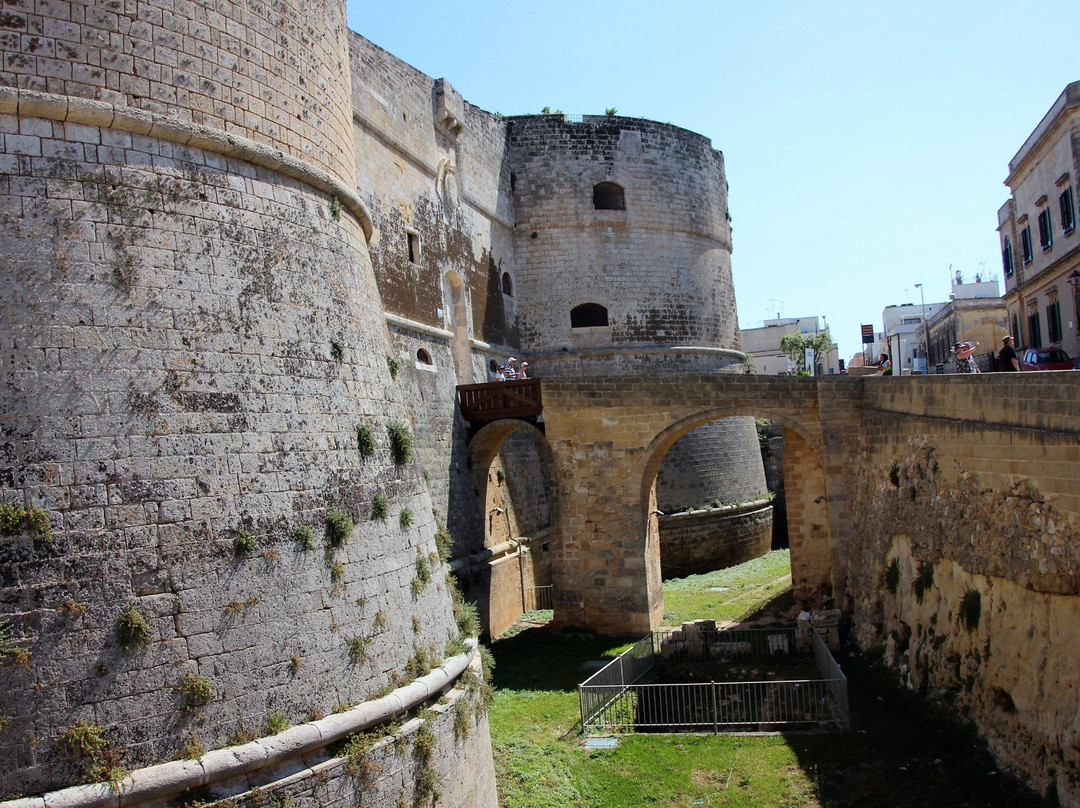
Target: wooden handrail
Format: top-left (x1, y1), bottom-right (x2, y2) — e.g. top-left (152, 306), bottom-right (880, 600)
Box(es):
top-left (457, 378), bottom-right (543, 422)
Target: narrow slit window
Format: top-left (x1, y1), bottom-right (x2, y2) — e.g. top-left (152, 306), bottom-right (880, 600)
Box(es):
top-left (407, 232), bottom-right (421, 264)
top-left (502, 272), bottom-right (513, 296)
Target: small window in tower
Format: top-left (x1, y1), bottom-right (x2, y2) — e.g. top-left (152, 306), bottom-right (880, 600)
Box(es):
top-left (502, 272), bottom-right (513, 296)
top-left (407, 231), bottom-right (421, 264)
top-left (571, 303), bottom-right (609, 328)
top-left (593, 182), bottom-right (625, 211)
top-left (416, 348), bottom-right (432, 365)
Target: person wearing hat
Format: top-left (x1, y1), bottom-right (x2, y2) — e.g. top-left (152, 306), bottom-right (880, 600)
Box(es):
top-left (504, 357), bottom-right (518, 380)
top-left (954, 340), bottom-right (979, 373)
top-left (518, 361), bottom-right (529, 379)
top-left (998, 335), bottom-right (1019, 371)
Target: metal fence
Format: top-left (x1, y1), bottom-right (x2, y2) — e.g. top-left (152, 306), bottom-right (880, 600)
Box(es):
top-left (524, 585), bottom-right (552, 611)
top-left (579, 629), bottom-right (849, 734)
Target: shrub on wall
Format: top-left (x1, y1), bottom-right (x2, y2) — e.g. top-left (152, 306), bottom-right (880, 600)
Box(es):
top-left (116, 604), bottom-right (152, 650)
top-left (386, 421), bottom-right (413, 465)
top-left (233, 529), bottom-right (257, 557)
top-left (325, 510), bottom-right (354, 547)
top-left (175, 673), bottom-right (214, 713)
top-left (371, 493), bottom-right (389, 522)
top-left (355, 423), bottom-right (376, 458)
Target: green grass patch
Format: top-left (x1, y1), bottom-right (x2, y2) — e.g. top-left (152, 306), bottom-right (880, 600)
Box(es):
top-left (488, 550), bottom-right (1041, 808)
top-left (662, 549), bottom-right (794, 626)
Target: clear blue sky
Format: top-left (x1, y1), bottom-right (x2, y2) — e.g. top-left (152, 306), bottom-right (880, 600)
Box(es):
top-left (345, 1), bottom-right (1076, 362)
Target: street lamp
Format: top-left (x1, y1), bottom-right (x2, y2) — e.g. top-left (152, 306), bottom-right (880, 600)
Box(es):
top-left (914, 282), bottom-right (926, 372)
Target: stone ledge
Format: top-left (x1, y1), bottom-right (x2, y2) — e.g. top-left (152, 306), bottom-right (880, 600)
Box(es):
top-left (0, 87), bottom-right (374, 244)
top-left (1, 642), bottom-right (478, 808)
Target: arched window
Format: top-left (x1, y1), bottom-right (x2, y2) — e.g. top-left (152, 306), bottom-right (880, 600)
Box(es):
top-left (416, 348), bottom-right (432, 365)
top-left (571, 303), bottom-right (609, 328)
top-left (593, 182), bottom-right (625, 211)
top-left (501, 272), bottom-right (513, 296)
top-left (489, 359), bottom-right (499, 373)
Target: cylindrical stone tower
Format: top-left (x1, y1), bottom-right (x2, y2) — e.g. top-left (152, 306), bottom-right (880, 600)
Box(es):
top-left (507, 115), bottom-right (741, 376)
top-left (0, 3), bottom-right (490, 804)
top-left (506, 114), bottom-right (771, 577)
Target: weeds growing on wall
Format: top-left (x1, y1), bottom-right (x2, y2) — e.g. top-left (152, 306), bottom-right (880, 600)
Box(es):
top-left (59, 720), bottom-right (127, 786)
top-left (289, 654), bottom-right (302, 675)
top-left (386, 353), bottom-right (400, 379)
top-left (356, 423), bottom-right (376, 458)
top-left (0, 502), bottom-right (51, 543)
top-left (57, 599), bottom-right (88, 617)
top-left (328, 197), bottom-right (342, 221)
top-left (176, 734), bottom-right (204, 761)
top-left (373, 610), bottom-right (387, 630)
top-left (293, 525), bottom-right (314, 551)
top-left (434, 520), bottom-right (452, 563)
top-left (264, 711), bottom-right (289, 735)
top-left (224, 597), bottom-right (258, 615)
top-left (496, 468), bottom-right (506, 485)
top-left (175, 673), bottom-right (214, 713)
top-left (233, 529), bottom-right (257, 557)
top-left (116, 604), bottom-right (152, 650)
top-left (399, 507), bottom-right (414, 529)
top-left (346, 635), bottom-right (369, 664)
top-left (325, 510), bottom-right (353, 547)
top-left (0, 619), bottom-right (31, 667)
top-left (330, 338), bottom-right (345, 361)
top-left (386, 421), bottom-right (413, 465)
top-left (371, 493), bottom-right (389, 522)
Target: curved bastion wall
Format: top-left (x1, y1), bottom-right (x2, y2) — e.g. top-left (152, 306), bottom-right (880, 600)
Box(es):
top-left (0, 3), bottom-right (491, 804)
top-left (506, 114), bottom-right (739, 376)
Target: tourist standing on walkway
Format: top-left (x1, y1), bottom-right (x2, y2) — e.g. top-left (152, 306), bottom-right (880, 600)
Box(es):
top-left (954, 341), bottom-right (979, 373)
top-left (998, 335), bottom-right (1019, 371)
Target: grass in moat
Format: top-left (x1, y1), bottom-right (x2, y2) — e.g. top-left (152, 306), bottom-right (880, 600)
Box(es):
top-left (487, 549), bottom-right (1044, 808)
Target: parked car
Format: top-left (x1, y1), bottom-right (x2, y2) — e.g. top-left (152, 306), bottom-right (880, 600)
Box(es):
top-left (1020, 347), bottom-right (1074, 370)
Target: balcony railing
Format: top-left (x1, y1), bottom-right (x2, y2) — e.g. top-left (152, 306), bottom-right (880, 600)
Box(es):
top-left (457, 378), bottom-right (543, 423)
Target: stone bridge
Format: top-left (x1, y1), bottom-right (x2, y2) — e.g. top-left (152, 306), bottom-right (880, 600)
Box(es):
top-left (468, 372), bottom-right (1080, 635)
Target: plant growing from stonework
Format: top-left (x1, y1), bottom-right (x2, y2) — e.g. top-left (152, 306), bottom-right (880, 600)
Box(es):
top-left (0, 619), bottom-right (31, 667)
top-left (325, 509), bottom-right (353, 548)
top-left (0, 502), bottom-right (51, 543)
top-left (175, 672), bottom-right (214, 713)
top-left (330, 338), bottom-right (345, 361)
top-left (176, 734), bottom-right (204, 761)
top-left (434, 520), bottom-right (452, 563)
top-left (116, 604), bottom-right (152, 650)
top-left (605, 107), bottom-right (617, 116)
top-left (293, 525), bottom-right (314, 551)
top-left (328, 197), bottom-right (342, 221)
top-left (59, 720), bottom-right (127, 786)
top-left (386, 420), bottom-right (413, 465)
top-left (356, 423), bottom-right (377, 458)
top-left (233, 529), bottom-right (257, 557)
top-left (289, 654), bottom-right (302, 675)
top-left (495, 468), bottom-right (506, 485)
top-left (264, 711), bottom-right (289, 735)
top-left (386, 353), bottom-right (400, 379)
top-left (345, 635), bottom-right (369, 664)
top-left (371, 493), bottom-right (389, 522)
top-left (373, 610), bottom-right (387, 631)
top-left (399, 507), bottom-right (414, 529)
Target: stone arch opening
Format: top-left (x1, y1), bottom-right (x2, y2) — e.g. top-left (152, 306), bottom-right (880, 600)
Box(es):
top-left (466, 420), bottom-right (558, 638)
top-left (640, 407), bottom-right (830, 622)
top-left (442, 270), bottom-right (472, 385)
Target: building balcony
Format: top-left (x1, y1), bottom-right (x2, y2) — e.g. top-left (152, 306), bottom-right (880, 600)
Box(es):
top-left (457, 378), bottom-right (543, 423)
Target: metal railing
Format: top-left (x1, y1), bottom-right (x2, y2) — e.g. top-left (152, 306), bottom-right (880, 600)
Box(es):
top-left (579, 628), bottom-right (849, 733)
top-left (579, 634), bottom-right (656, 727)
top-left (524, 585), bottom-right (553, 611)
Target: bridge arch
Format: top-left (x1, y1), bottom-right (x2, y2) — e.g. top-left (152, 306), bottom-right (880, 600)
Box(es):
top-left (466, 419), bottom-right (559, 637)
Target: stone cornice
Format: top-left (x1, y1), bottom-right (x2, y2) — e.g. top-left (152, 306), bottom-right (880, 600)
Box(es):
top-left (0, 87), bottom-right (374, 243)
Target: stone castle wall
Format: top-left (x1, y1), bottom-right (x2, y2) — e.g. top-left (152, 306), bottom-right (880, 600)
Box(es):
top-left (828, 375), bottom-right (1080, 805)
top-left (0, 3), bottom-right (491, 804)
